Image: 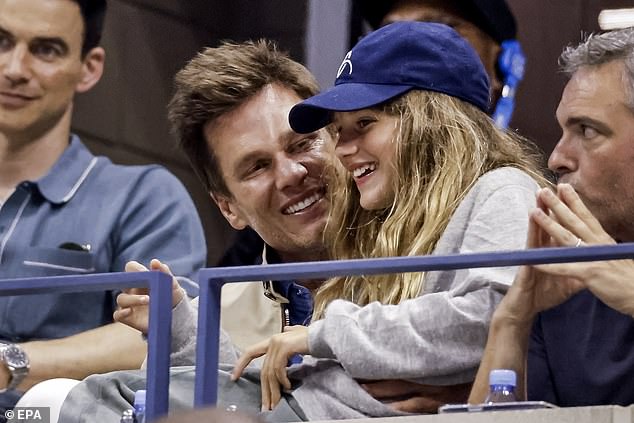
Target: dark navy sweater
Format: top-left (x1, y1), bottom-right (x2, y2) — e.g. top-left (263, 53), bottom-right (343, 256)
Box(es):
top-left (528, 289), bottom-right (634, 406)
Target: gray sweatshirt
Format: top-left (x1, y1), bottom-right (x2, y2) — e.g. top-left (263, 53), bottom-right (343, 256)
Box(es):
top-left (172, 167), bottom-right (539, 420)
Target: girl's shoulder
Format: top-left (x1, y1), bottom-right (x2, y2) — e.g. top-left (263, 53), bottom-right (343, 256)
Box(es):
top-left (472, 166), bottom-right (540, 194)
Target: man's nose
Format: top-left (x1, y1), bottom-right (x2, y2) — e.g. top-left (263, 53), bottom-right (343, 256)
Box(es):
top-left (2, 45), bottom-right (31, 84)
top-left (275, 155), bottom-right (308, 190)
top-left (548, 135), bottom-right (577, 176)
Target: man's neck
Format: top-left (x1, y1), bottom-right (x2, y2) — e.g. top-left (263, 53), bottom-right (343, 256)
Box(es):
top-left (276, 246), bottom-right (327, 264)
top-left (275, 246), bottom-right (328, 295)
top-left (0, 108), bottom-right (73, 196)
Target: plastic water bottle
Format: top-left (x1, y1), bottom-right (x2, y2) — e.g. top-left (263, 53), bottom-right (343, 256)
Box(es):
top-left (133, 390), bottom-right (147, 423)
top-left (485, 369), bottom-right (517, 403)
top-left (119, 409), bottom-right (135, 423)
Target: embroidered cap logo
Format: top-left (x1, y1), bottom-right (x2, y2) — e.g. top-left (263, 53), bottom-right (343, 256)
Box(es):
top-left (337, 51), bottom-right (353, 78)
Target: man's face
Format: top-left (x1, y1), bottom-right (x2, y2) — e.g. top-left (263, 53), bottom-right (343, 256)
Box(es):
top-left (206, 84), bottom-right (331, 261)
top-left (0, 0), bottom-right (99, 139)
top-left (550, 61), bottom-right (634, 241)
top-left (381, 0), bottom-right (501, 100)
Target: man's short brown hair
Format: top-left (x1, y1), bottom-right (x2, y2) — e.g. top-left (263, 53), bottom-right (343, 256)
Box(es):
top-left (168, 40), bottom-right (320, 197)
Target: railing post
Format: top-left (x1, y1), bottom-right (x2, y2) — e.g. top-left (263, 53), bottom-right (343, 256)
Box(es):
top-left (145, 271), bottom-right (173, 422)
top-left (194, 278), bottom-right (224, 407)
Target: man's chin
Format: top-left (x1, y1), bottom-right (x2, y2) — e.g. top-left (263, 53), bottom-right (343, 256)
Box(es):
top-left (293, 230), bottom-right (326, 250)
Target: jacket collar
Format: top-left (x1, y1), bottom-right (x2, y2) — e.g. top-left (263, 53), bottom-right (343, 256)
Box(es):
top-left (261, 245), bottom-right (292, 304)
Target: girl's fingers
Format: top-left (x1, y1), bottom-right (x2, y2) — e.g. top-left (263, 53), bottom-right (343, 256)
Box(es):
top-left (275, 365), bottom-right (292, 391)
top-left (116, 294), bottom-right (149, 308)
top-left (232, 341), bottom-right (268, 381)
top-left (113, 307), bottom-right (131, 319)
top-left (125, 260), bottom-right (148, 272)
top-left (151, 258), bottom-right (174, 276)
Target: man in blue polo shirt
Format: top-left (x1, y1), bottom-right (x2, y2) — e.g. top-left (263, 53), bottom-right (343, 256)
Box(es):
top-left (0, 0), bottom-right (205, 412)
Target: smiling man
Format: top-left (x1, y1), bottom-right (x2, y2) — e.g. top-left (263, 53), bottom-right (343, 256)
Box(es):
top-left (202, 84), bottom-right (329, 264)
top-left (0, 0), bottom-right (205, 413)
top-left (168, 40), bottom-right (331, 276)
top-left (58, 40), bottom-right (333, 422)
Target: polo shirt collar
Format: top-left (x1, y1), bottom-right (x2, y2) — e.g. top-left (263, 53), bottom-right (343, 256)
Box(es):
top-left (35, 135), bottom-right (99, 205)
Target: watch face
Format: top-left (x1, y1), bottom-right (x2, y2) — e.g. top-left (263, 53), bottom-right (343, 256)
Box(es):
top-left (4, 345), bottom-right (28, 368)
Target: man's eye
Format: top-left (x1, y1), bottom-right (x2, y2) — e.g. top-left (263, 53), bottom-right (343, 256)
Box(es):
top-left (290, 137), bottom-right (319, 153)
top-left (0, 35), bottom-right (12, 52)
top-left (581, 125), bottom-right (599, 139)
top-left (294, 139), bottom-right (310, 151)
top-left (244, 161), bottom-right (268, 178)
top-left (32, 44), bottom-right (62, 60)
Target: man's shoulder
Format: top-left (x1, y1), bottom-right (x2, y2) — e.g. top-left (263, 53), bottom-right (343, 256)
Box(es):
top-left (64, 136), bottom-right (186, 192)
top-left (56, 156), bottom-right (195, 215)
top-left (92, 158), bottom-right (187, 193)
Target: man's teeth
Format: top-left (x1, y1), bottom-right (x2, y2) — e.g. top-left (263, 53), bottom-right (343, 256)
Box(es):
top-left (352, 163), bottom-right (376, 178)
top-left (284, 193), bottom-right (321, 214)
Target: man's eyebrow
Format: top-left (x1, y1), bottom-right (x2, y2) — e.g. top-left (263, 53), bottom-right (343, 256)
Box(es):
top-left (281, 129), bottom-right (319, 146)
top-left (280, 129), bottom-right (299, 145)
top-left (565, 116), bottom-right (612, 134)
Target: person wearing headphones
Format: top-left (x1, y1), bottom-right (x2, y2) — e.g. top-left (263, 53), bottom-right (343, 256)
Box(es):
top-left (353, 0), bottom-right (525, 128)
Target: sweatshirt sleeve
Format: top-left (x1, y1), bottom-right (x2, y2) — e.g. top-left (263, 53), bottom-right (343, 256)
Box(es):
top-left (168, 296), bottom-right (240, 366)
top-left (168, 296), bottom-right (199, 366)
top-left (308, 174), bottom-right (537, 383)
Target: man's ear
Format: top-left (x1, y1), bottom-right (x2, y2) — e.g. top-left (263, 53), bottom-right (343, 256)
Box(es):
top-left (76, 47), bottom-right (105, 94)
top-left (211, 193), bottom-right (248, 230)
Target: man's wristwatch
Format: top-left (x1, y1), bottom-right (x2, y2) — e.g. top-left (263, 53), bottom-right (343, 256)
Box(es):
top-left (0, 343), bottom-right (29, 392)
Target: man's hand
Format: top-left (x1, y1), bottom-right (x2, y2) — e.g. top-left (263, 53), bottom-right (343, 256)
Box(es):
top-left (495, 186), bottom-right (589, 325)
top-left (113, 259), bottom-right (185, 334)
top-left (527, 184), bottom-right (634, 316)
top-left (470, 184), bottom-right (621, 404)
top-left (231, 326), bottom-right (309, 411)
top-left (362, 380), bottom-right (471, 413)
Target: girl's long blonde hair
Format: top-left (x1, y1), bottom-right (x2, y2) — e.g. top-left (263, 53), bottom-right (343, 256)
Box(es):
top-left (312, 90), bottom-right (548, 320)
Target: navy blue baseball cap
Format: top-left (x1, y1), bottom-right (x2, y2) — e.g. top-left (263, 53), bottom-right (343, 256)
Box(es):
top-left (289, 21), bottom-right (490, 134)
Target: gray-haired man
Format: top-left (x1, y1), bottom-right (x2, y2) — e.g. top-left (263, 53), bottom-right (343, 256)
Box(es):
top-left (470, 26), bottom-right (634, 406)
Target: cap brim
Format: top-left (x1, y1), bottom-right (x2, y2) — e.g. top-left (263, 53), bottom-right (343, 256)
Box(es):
top-left (289, 83), bottom-right (412, 134)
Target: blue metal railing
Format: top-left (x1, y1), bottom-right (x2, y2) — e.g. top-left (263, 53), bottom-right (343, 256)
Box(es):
top-left (194, 243), bottom-right (634, 406)
top-left (2, 243), bottom-right (634, 418)
top-left (0, 271), bottom-right (173, 422)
